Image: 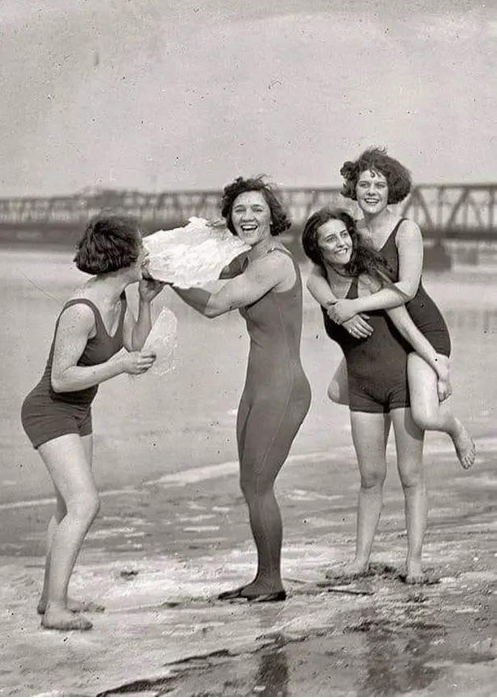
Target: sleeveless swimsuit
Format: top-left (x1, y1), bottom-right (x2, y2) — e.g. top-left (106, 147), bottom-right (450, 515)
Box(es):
top-left (21, 295), bottom-right (127, 449)
top-left (323, 278), bottom-right (411, 414)
top-left (237, 249), bottom-right (311, 474)
top-left (379, 219), bottom-right (451, 356)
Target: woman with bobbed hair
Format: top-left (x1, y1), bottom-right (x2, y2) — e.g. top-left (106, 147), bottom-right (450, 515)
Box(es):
top-left (172, 176), bottom-right (311, 603)
top-left (21, 214), bottom-right (164, 631)
top-left (302, 207), bottom-right (459, 583)
top-left (307, 148), bottom-right (475, 470)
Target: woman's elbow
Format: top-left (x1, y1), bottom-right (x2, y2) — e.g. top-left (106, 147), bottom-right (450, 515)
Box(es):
top-left (204, 306), bottom-right (223, 318)
top-left (399, 282), bottom-right (419, 302)
top-left (50, 374), bottom-right (67, 393)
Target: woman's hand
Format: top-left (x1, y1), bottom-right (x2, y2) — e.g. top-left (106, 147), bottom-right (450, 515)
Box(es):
top-left (435, 353), bottom-right (452, 402)
top-left (139, 278), bottom-right (166, 303)
top-left (118, 350), bottom-right (157, 375)
top-left (342, 315), bottom-right (374, 339)
top-left (437, 374), bottom-right (452, 402)
top-left (327, 298), bottom-right (359, 325)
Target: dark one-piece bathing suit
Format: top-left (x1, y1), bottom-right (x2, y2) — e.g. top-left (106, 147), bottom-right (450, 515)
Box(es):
top-left (322, 277), bottom-right (412, 414)
top-left (21, 295), bottom-right (127, 449)
top-left (237, 249), bottom-right (311, 473)
top-left (379, 219), bottom-right (451, 356)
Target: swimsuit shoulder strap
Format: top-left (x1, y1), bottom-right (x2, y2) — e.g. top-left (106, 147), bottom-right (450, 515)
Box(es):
top-left (391, 217), bottom-right (408, 244)
top-left (345, 277), bottom-right (359, 299)
top-left (58, 298), bottom-right (103, 327)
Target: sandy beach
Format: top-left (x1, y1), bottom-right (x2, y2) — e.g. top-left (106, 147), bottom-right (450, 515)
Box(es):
top-left (0, 250), bottom-right (496, 696)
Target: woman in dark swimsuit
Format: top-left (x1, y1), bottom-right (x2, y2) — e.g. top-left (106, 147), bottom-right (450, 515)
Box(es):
top-left (308, 148), bottom-right (475, 470)
top-left (303, 207), bottom-right (452, 584)
top-left (21, 215), bottom-right (163, 630)
top-left (172, 176), bottom-right (311, 602)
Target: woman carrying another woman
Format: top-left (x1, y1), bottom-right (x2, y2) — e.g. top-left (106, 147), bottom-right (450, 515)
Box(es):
top-left (171, 176), bottom-right (311, 603)
top-left (308, 148), bottom-right (475, 469)
top-left (21, 215), bottom-right (164, 630)
top-left (303, 208), bottom-right (455, 583)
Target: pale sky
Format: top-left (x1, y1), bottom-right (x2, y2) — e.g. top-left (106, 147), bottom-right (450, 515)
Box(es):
top-left (2, 0), bottom-right (497, 196)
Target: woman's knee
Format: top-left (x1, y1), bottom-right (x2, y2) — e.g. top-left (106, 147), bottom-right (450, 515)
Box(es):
top-left (398, 464), bottom-right (425, 490)
top-left (410, 404), bottom-right (438, 432)
top-left (359, 466), bottom-right (386, 490)
top-left (240, 471), bottom-right (273, 500)
top-left (66, 490), bottom-right (100, 523)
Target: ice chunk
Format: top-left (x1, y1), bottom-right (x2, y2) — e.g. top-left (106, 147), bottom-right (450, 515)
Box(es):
top-left (144, 217), bottom-right (249, 287)
top-left (140, 306), bottom-right (178, 376)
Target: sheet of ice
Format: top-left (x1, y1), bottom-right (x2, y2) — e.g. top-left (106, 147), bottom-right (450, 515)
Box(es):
top-left (141, 306), bottom-right (178, 376)
top-left (144, 217), bottom-right (249, 287)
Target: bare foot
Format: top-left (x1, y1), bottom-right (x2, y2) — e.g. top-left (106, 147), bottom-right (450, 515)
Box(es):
top-left (452, 420), bottom-right (476, 470)
top-left (325, 561), bottom-right (370, 581)
top-left (400, 561), bottom-right (440, 585)
top-left (41, 605), bottom-right (93, 631)
top-left (37, 597), bottom-right (105, 615)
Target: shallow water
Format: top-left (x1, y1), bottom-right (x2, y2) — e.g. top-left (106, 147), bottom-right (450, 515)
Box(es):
top-left (1, 248), bottom-right (496, 505)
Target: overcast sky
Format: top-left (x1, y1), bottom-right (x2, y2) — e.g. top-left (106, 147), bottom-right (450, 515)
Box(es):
top-left (2, 0), bottom-right (497, 196)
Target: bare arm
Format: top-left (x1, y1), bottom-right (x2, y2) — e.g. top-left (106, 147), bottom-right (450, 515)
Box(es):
top-left (51, 305), bottom-right (156, 392)
top-left (306, 264), bottom-right (337, 305)
top-left (123, 279), bottom-right (165, 351)
top-left (172, 254), bottom-right (288, 318)
top-left (307, 264), bottom-right (373, 338)
top-left (329, 220), bottom-right (424, 322)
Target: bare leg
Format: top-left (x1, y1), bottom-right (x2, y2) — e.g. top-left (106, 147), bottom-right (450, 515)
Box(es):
top-left (327, 412), bottom-right (390, 579)
top-left (37, 434), bottom-right (100, 630)
top-left (327, 358), bottom-right (349, 405)
top-left (390, 408), bottom-right (427, 584)
top-left (408, 354), bottom-right (475, 469)
top-left (37, 435), bottom-right (104, 615)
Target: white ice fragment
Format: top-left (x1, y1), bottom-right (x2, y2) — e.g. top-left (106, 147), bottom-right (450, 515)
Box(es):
top-left (144, 217), bottom-right (249, 287)
top-left (142, 306), bottom-right (178, 376)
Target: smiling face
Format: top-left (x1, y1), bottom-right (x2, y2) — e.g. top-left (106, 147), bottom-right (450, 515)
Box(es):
top-left (356, 169), bottom-right (389, 215)
top-left (230, 191), bottom-right (272, 246)
top-left (316, 218), bottom-right (353, 267)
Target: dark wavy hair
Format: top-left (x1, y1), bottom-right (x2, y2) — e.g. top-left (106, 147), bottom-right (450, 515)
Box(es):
top-left (74, 214), bottom-right (142, 275)
top-left (301, 207), bottom-right (397, 289)
top-left (340, 147), bottom-right (412, 204)
top-left (221, 176), bottom-right (291, 236)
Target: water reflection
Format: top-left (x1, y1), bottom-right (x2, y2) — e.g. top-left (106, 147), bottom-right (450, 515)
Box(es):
top-left (354, 601), bottom-right (441, 696)
top-left (252, 634), bottom-right (289, 698)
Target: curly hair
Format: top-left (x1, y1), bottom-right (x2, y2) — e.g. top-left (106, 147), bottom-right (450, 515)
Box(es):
top-left (221, 176), bottom-right (291, 236)
top-left (340, 147), bottom-right (412, 204)
top-left (74, 214), bottom-right (142, 275)
top-left (301, 207), bottom-right (397, 289)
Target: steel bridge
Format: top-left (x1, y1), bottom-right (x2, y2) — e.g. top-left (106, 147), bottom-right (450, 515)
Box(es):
top-left (0, 184), bottom-right (496, 244)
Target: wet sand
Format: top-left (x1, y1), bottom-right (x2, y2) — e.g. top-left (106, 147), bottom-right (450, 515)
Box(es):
top-left (0, 251), bottom-right (496, 696)
top-left (1, 436), bottom-right (496, 696)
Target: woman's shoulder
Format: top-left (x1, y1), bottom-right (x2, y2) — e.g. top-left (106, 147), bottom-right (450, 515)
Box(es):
top-left (396, 217), bottom-right (422, 240)
top-left (246, 246), bottom-right (296, 286)
top-left (58, 294), bottom-right (97, 328)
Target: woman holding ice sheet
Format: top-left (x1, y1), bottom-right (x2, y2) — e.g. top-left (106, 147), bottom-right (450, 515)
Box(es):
top-left (171, 176), bottom-right (311, 603)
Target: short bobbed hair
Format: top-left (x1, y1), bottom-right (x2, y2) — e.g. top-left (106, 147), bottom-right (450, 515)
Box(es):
top-left (301, 206), bottom-right (396, 287)
top-left (221, 176), bottom-right (291, 236)
top-left (340, 147), bottom-right (412, 205)
top-left (74, 214), bottom-right (141, 275)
